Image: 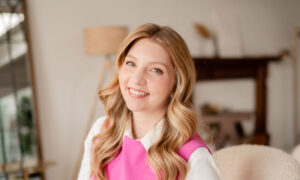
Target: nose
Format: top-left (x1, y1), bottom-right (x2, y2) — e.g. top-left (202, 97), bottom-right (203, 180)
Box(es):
top-left (130, 68), bottom-right (146, 85)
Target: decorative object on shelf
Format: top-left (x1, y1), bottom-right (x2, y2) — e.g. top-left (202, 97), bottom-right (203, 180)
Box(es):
top-left (200, 103), bottom-right (254, 149)
top-left (194, 22), bottom-right (219, 57)
top-left (211, 11), bottom-right (244, 57)
top-left (0, 0), bottom-right (45, 179)
top-left (201, 102), bottom-right (229, 115)
top-left (73, 26), bottom-right (128, 179)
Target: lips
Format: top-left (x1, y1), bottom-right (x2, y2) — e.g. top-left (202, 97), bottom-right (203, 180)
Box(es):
top-left (127, 87), bottom-right (149, 98)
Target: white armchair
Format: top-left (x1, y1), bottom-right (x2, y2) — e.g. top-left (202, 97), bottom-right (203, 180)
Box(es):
top-left (292, 144), bottom-right (300, 164)
top-left (213, 144), bottom-right (300, 180)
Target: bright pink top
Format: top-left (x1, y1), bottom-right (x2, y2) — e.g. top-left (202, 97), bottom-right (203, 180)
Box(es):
top-left (91, 133), bottom-right (210, 180)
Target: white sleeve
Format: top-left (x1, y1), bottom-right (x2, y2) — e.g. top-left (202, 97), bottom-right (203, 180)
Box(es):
top-left (77, 116), bottom-right (107, 180)
top-left (185, 148), bottom-right (221, 180)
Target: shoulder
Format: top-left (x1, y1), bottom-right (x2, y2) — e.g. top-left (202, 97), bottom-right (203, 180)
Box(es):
top-left (92, 115), bottom-right (107, 132)
top-left (186, 147), bottom-right (221, 180)
top-left (178, 134), bottom-right (211, 161)
top-left (78, 116), bottom-right (106, 179)
top-left (189, 147), bottom-right (213, 165)
top-left (84, 116), bottom-right (107, 144)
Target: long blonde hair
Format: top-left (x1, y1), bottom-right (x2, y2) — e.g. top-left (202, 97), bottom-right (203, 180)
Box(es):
top-left (91, 23), bottom-right (200, 180)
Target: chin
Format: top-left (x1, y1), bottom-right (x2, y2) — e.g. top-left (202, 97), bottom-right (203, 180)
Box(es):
top-left (126, 104), bottom-right (146, 112)
top-left (127, 107), bottom-right (144, 112)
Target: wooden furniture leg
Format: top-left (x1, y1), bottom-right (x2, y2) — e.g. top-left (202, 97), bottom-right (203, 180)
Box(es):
top-left (253, 64), bottom-right (269, 145)
top-left (23, 170), bottom-right (29, 180)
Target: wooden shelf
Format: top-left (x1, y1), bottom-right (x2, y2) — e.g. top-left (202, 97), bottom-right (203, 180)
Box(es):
top-left (194, 56), bottom-right (281, 81)
top-left (193, 55), bottom-right (282, 145)
top-left (202, 112), bottom-right (254, 149)
top-left (202, 111), bottom-right (254, 123)
top-left (0, 161), bottom-right (55, 180)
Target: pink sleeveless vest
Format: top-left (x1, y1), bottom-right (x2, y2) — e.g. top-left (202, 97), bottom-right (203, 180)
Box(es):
top-left (91, 133), bottom-right (210, 180)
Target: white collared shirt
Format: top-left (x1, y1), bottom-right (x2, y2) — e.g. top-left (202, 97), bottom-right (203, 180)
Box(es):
top-left (78, 116), bottom-right (221, 180)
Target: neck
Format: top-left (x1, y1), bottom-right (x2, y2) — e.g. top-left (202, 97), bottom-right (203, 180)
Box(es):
top-left (131, 109), bottom-right (166, 139)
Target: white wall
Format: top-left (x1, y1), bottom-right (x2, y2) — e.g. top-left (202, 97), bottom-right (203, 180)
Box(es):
top-left (26, 0), bottom-right (300, 179)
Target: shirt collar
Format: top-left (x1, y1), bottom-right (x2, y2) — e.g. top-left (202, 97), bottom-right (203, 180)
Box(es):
top-left (123, 118), bottom-right (164, 151)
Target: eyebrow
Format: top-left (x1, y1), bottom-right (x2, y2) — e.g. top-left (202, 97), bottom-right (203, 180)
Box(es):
top-left (125, 54), bottom-right (169, 67)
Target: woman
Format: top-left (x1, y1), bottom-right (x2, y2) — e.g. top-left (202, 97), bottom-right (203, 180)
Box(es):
top-left (78, 23), bottom-right (221, 180)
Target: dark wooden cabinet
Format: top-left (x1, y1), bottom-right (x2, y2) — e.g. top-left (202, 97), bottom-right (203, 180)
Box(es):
top-left (193, 56), bottom-right (282, 145)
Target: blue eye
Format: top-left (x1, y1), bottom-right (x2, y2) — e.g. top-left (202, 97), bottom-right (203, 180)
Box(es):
top-left (152, 68), bottom-right (163, 74)
top-left (125, 61), bottom-right (135, 67)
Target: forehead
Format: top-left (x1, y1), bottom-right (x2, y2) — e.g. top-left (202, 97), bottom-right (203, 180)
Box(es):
top-left (126, 38), bottom-right (172, 66)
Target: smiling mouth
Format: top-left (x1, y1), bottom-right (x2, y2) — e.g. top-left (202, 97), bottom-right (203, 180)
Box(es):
top-left (128, 87), bottom-right (150, 97)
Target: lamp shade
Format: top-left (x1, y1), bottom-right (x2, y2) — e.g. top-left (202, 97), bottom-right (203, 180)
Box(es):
top-left (84, 26), bottom-right (127, 55)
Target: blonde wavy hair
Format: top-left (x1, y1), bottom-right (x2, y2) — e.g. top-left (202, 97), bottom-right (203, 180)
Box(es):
top-left (91, 23), bottom-right (204, 180)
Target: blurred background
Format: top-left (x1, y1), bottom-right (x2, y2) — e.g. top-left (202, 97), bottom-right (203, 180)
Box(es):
top-left (0, 0), bottom-right (300, 179)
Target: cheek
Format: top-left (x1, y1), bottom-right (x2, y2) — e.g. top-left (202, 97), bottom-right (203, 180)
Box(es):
top-left (151, 76), bottom-right (175, 94)
top-left (118, 68), bottom-right (128, 89)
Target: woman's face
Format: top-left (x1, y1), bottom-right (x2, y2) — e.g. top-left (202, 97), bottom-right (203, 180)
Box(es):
top-left (119, 38), bottom-right (176, 114)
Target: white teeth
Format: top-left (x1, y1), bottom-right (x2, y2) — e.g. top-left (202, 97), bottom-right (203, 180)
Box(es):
top-left (129, 88), bottom-right (148, 96)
